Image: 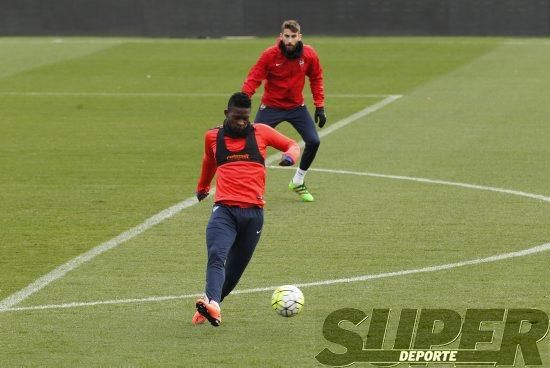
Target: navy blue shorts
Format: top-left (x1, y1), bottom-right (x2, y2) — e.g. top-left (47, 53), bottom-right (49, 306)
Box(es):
top-left (254, 105), bottom-right (320, 170)
top-left (254, 105), bottom-right (318, 145)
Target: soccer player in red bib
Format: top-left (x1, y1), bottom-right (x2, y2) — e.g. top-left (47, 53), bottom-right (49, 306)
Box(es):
top-left (192, 92), bottom-right (300, 326)
top-left (242, 19), bottom-right (327, 202)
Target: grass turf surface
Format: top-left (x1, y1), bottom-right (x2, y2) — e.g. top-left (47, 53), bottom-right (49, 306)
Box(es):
top-left (0, 37), bottom-right (549, 367)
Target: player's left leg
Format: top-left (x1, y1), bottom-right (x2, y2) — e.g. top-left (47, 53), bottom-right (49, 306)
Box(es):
top-left (193, 205), bottom-right (236, 326)
top-left (220, 207), bottom-right (264, 302)
top-left (287, 105), bottom-right (319, 202)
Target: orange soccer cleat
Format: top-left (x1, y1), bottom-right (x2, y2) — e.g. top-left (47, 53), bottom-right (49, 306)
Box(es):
top-left (195, 297), bottom-right (222, 327)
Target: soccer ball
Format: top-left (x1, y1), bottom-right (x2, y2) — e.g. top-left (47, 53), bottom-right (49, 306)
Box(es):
top-left (271, 285), bottom-right (304, 317)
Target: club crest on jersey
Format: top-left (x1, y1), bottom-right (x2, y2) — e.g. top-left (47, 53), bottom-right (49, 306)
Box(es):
top-left (299, 59), bottom-right (305, 67)
top-left (226, 153), bottom-right (250, 161)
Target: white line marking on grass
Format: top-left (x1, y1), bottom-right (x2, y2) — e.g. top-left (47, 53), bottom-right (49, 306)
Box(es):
top-left (316, 95), bottom-right (402, 139)
top-left (0, 39), bottom-right (123, 45)
top-left (270, 166), bottom-right (550, 204)
top-left (502, 40), bottom-right (550, 46)
top-left (0, 38), bottom-right (257, 45)
top-left (0, 38), bottom-right (212, 45)
top-left (0, 91), bottom-right (392, 99)
top-left (0, 95), bottom-right (402, 311)
top-left (222, 36), bottom-right (258, 40)
top-left (2, 241), bottom-right (549, 313)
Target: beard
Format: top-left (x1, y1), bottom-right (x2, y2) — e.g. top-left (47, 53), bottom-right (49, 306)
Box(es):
top-left (278, 40), bottom-right (303, 59)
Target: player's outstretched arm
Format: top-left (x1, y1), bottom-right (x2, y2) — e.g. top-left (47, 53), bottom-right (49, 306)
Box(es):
top-left (256, 124), bottom-right (299, 166)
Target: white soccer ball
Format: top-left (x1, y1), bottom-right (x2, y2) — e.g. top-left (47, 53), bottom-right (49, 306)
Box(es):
top-left (271, 285), bottom-right (304, 317)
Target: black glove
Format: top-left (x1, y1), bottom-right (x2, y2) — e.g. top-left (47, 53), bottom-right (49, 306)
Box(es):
top-left (196, 191), bottom-right (209, 202)
top-left (279, 154), bottom-right (294, 167)
top-left (314, 107), bottom-right (327, 128)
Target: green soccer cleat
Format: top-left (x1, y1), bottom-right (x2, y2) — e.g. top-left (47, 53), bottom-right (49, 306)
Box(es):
top-left (288, 181), bottom-right (314, 202)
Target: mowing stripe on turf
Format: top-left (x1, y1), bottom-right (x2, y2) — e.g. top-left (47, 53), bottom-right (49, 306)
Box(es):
top-left (1, 241), bottom-right (549, 313)
top-left (0, 95), bottom-right (402, 311)
top-left (0, 91), bottom-right (392, 99)
top-left (1, 164), bottom-right (548, 313)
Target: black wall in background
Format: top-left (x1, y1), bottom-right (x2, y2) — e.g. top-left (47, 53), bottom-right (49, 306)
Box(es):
top-left (1, 0), bottom-right (549, 37)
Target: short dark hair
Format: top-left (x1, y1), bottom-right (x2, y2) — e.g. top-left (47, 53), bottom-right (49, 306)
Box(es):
top-left (282, 20), bottom-right (301, 33)
top-left (228, 92), bottom-right (251, 109)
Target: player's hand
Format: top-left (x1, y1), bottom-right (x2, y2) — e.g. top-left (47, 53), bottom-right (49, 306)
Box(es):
top-left (196, 191), bottom-right (209, 201)
top-left (278, 154), bottom-right (294, 167)
top-left (315, 107), bottom-right (327, 128)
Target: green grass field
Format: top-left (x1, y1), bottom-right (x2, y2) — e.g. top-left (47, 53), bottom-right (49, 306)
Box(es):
top-left (0, 36), bottom-right (549, 367)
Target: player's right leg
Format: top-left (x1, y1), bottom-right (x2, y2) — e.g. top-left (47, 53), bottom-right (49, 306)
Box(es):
top-left (192, 204), bottom-right (236, 326)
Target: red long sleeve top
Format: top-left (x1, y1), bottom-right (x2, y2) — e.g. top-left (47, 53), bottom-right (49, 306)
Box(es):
top-left (242, 41), bottom-right (325, 110)
top-left (196, 124), bottom-right (300, 208)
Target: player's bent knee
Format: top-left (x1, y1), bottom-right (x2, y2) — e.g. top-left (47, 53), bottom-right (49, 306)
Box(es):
top-left (305, 138), bottom-right (320, 149)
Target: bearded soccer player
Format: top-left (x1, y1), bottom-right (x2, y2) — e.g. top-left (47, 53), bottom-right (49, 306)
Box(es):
top-left (242, 19), bottom-right (327, 202)
top-left (192, 92), bottom-right (300, 326)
